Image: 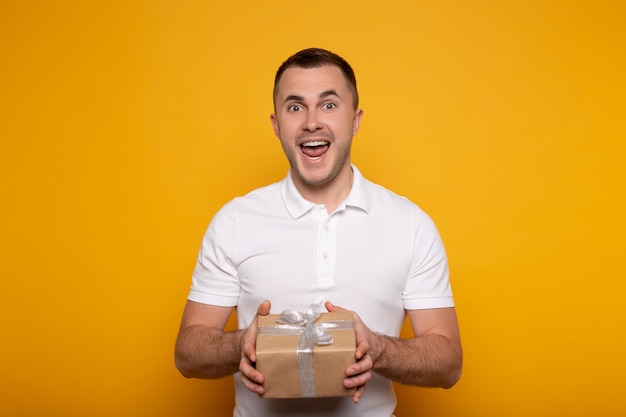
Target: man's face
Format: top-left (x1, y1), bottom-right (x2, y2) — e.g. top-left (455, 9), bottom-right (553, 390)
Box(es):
top-left (271, 65), bottom-right (363, 190)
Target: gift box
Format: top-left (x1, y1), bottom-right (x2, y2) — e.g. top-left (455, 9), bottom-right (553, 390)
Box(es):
top-left (256, 310), bottom-right (356, 398)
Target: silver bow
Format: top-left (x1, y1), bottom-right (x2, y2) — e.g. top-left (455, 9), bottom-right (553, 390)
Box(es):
top-left (276, 297), bottom-right (334, 347)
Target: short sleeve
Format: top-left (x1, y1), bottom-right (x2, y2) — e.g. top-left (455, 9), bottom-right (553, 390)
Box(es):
top-left (402, 207), bottom-right (454, 310)
top-left (188, 201), bottom-right (240, 306)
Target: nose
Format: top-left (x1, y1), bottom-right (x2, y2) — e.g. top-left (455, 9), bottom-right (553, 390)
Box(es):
top-left (302, 109), bottom-right (322, 131)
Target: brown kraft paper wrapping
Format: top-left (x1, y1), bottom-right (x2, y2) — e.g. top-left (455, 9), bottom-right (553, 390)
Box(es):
top-left (256, 311), bottom-right (357, 398)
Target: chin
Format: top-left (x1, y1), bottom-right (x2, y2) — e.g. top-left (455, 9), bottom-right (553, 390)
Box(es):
top-left (295, 168), bottom-right (332, 187)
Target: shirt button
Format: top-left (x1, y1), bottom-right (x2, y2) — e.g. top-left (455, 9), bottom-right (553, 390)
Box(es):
top-left (324, 224), bottom-right (330, 231)
top-left (323, 252), bottom-right (330, 259)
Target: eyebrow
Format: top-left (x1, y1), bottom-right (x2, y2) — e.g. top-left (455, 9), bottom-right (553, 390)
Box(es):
top-left (283, 89), bottom-right (341, 104)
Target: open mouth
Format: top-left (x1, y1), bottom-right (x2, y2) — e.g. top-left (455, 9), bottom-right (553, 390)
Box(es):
top-left (300, 140), bottom-right (330, 158)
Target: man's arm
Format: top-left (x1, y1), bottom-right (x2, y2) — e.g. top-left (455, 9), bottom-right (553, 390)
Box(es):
top-left (327, 303), bottom-right (462, 392)
top-left (174, 300), bottom-right (272, 394)
top-left (371, 307), bottom-right (462, 388)
top-left (174, 301), bottom-right (241, 379)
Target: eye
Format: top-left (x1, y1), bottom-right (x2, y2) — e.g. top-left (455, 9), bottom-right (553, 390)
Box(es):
top-left (322, 102), bottom-right (337, 110)
top-left (287, 104), bottom-right (303, 112)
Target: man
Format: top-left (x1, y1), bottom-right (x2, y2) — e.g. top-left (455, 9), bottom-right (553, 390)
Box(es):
top-left (175, 48), bottom-right (462, 417)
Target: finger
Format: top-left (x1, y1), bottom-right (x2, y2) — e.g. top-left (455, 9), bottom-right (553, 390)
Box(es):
top-left (345, 358), bottom-right (372, 381)
top-left (354, 341), bottom-right (369, 360)
top-left (245, 300), bottom-right (271, 363)
top-left (344, 369), bottom-right (372, 388)
top-left (352, 384), bottom-right (366, 404)
top-left (325, 301), bottom-right (345, 312)
top-left (240, 371), bottom-right (265, 395)
top-left (346, 355), bottom-right (372, 377)
top-left (352, 329), bottom-right (372, 360)
top-left (258, 299), bottom-right (271, 315)
top-left (240, 358), bottom-right (265, 394)
top-left (243, 336), bottom-right (258, 363)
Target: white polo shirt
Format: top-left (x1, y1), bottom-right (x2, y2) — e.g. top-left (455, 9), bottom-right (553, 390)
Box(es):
top-left (189, 165), bottom-right (454, 417)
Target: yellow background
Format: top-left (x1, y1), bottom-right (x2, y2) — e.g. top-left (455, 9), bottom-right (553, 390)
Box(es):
top-left (1, 1), bottom-right (625, 416)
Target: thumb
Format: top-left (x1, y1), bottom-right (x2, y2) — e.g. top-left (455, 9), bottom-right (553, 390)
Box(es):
top-left (325, 301), bottom-right (345, 312)
top-left (258, 299), bottom-right (271, 316)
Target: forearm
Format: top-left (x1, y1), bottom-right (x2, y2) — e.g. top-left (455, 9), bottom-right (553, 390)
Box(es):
top-left (372, 333), bottom-right (462, 388)
top-left (175, 325), bottom-right (244, 379)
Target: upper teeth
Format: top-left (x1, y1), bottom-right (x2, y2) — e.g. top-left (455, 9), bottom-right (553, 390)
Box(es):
top-left (303, 141), bottom-right (327, 147)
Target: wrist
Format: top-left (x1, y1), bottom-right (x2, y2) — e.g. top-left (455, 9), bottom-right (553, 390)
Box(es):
top-left (369, 332), bottom-right (388, 370)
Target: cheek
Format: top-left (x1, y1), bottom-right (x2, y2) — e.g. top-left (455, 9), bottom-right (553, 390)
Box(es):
top-left (277, 118), bottom-right (301, 136)
top-left (333, 118), bottom-right (357, 137)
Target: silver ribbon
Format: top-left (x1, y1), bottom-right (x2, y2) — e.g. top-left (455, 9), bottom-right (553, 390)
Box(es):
top-left (258, 298), bottom-right (352, 398)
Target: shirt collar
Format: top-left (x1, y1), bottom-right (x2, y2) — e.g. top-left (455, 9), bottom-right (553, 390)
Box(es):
top-left (281, 165), bottom-right (373, 219)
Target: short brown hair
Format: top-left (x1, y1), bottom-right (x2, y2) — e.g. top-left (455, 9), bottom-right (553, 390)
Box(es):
top-left (273, 48), bottom-right (359, 110)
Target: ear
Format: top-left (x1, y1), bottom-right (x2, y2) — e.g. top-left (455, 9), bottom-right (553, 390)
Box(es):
top-left (352, 108), bottom-right (364, 135)
top-left (270, 113), bottom-right (280, 138)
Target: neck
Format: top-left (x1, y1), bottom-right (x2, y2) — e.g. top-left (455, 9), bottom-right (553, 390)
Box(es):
top-left (292, 164), bottom-right (354, 214)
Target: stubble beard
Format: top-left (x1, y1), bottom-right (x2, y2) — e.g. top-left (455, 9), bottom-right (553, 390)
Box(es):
top-left (286, 139), bottom-right (352, 189)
